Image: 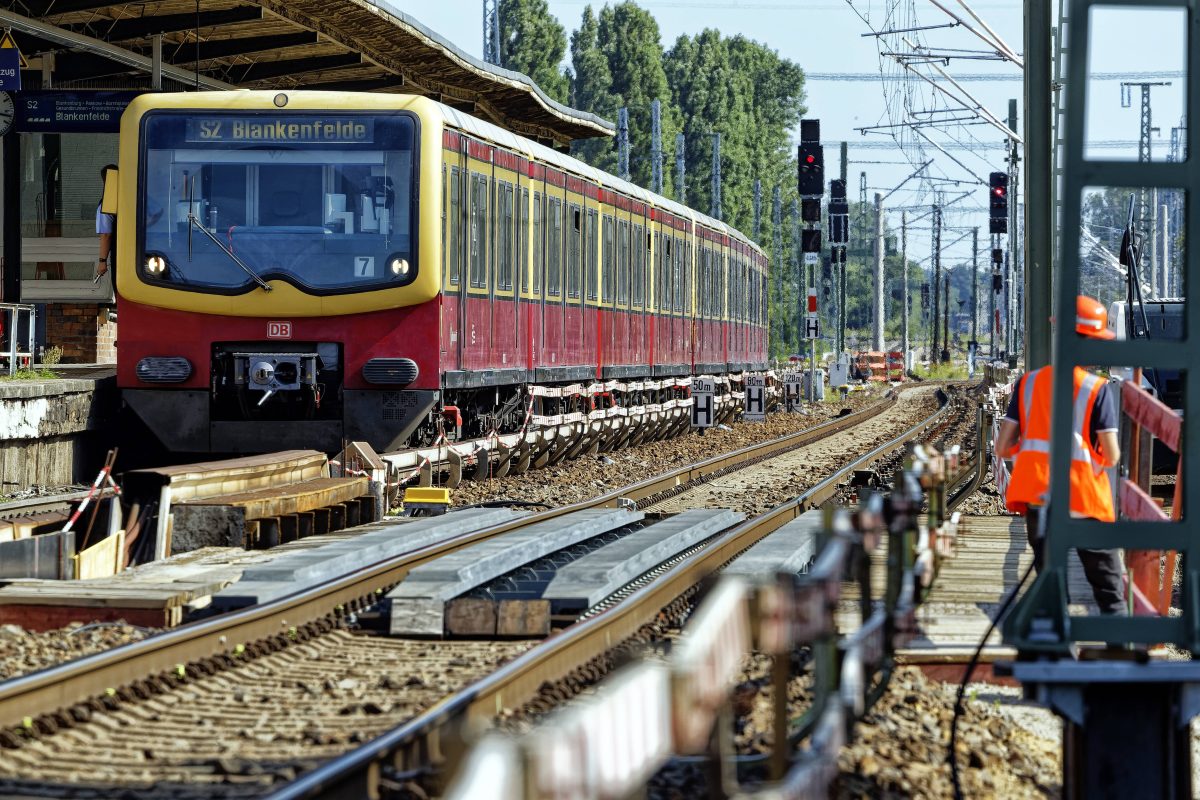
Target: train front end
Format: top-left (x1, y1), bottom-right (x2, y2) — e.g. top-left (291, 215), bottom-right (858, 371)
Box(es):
top-left (115, 92), bottom-right (442, 455)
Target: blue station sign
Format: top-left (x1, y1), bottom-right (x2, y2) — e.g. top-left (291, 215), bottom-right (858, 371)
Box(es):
top-left (0, 31), bottom-right (23, 92)
top-left (14, 91), bottom-right (142, 133)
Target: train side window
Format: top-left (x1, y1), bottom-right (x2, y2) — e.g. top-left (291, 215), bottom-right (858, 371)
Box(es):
top-left (498, 182), bottom-right (514, 291)
top-left (488, 178), bottom-right (498, 291)
top-left (568, 204), bottom-right (582, 299)
top-left (632, 224), bottom-right (644, 308)
top-left (753, 267), bottom-right (759, 325)
top-left (448, 166), bottom-right (462, 286)
top-left (617, 220), bottom-right (630, 306)
top-left (644, 230), bottom-right (652, 309)
top-left (717, 252), bottom-right (725, 318)
top-left (677, 240), bottom-right (686, 314)
top-left (602, 215), bottom-right (615, 303)
top-left (519, 188), bottom-right (529, 294)
top-left (700, 247), bottom-right (710, 316)
top-left (761, 274), bottom-right (768, 325)
top-left (469, 172), bottom-right (487, 289)
top-left (751, 267), bottom-right (758, 324)
top-left (705, 248), bottom-right (715, 316)
top-left (586, 209), bottom-right (598, 302)
top-left (657, 231), bottom-right (667, 311)
top-left (727, 252), bottom-right (733, 319)
top-left (707, 246), bottom-right (715, 316)
top-left (533, 192), bottom-right (543, 294)
top-left (661, 233), bottom-right (671, 314)
top-left (687, 242), bottom-right (694, 314)
top-left (734, 261), bottom-right (744, 321)
top-left (547, 196), bottom-right (562, 297)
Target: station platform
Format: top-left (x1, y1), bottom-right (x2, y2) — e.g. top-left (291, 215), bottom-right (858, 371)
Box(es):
top-left (0, 369), bottom-right (116, 493)
top-left (841, 514), bottom-right (1101, 682)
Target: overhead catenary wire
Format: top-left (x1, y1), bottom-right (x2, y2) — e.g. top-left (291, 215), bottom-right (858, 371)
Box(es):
top-left (926, 0), bottom-right (1023, 67)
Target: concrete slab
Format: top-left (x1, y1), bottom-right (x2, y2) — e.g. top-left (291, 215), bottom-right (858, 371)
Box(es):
top-left (210, 508), bottom-right (526, 610)
top-left (0, 528), bottom-right (395, 630)
top-left (721, 511), bottom-right (823, 581)
top-left (387, 508), bottom-right (642, 636)
top-left (542, 509), bottom-right (744, 614)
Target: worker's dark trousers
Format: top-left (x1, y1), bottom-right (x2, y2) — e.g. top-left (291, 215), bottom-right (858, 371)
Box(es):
top-left (1025, 507), bottom-right (1126, 615)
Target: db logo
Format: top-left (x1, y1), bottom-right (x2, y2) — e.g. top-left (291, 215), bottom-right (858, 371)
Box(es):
top-left (267, 321), bottom-right (292, 339)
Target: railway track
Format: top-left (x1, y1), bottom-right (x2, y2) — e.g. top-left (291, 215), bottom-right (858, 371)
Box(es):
top-left (0, 383), bottom-right (982, 799)
top-left (269, 385), bottom-right (978, 799)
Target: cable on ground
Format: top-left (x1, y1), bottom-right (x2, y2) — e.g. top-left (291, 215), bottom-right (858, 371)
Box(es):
top-left (949, 543), bottom-right (1036, 800)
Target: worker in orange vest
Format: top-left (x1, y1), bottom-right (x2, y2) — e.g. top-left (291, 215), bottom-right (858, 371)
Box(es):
top-left (994, 295), bottom-right (1124, 614)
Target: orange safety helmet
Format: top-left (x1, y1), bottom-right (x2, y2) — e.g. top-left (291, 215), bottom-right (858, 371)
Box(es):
top-left (1076, 295), bottom-right (1116, 339)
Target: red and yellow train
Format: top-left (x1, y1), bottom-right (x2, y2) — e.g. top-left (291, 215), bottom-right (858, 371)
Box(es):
top-left (112, 91), bottom-right (769, 454)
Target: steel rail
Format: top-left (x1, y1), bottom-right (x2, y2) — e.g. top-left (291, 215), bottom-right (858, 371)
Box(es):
top-left (0, 389), bottom-right (910, 731)
top-left (266, 390), bottom-right (959, 800)
top-left (946, 406), bottom-right (990, 512)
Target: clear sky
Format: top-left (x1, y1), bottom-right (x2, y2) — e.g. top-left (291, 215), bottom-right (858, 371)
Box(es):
top-left (400, 1), bottom-right (1181, 269)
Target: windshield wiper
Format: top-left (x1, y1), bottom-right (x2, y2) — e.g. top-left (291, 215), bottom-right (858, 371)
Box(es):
top-left (187, 212), bottom-right (273, 292)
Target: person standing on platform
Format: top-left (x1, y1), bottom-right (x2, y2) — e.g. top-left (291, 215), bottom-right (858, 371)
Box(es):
top-left (95, 164), bottom-right (117, 282)
top-left (994, 294), bottom-right (1125, 614)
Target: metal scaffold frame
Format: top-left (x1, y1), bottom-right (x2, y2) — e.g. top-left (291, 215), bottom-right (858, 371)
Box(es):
top-left (1004, 0), bottom-right (1200, 795)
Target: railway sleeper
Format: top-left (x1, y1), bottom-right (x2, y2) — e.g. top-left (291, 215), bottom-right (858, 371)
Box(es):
top-left (492, 441), bottom-right (515, 478)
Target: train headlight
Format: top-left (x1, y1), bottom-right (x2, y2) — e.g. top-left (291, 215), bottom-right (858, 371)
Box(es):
top-left (390, 257), bottom-right (410, 277)
top-left (145, 254), bottom-right (167, 275)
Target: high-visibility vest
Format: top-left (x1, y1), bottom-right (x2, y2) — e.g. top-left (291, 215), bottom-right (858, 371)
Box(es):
top-left (1005, 365), bottom-right (1116, 521)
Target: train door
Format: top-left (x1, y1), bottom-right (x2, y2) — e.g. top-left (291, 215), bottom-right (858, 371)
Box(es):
top-left (613, 204), bottom-right (632, 369)
top-left (715, 237), bottom-right (724, 369)
top-left (669, 228), bottom-right (683, 371)
top-left (491, 151), bottom-right (520, 373)
top-left (453, 136), bottom-right (470, 372)
top-left (698, 234), bottom-right (711, 369)
top-left (442, 136), bottom-right (467, 374)
top-left (599, 209), bottom-right (615, 375)
top-left (518, 181), bottom-right (532, 379)
top-left (583, 201), bottom-right (600, 377)
top-left (530, 169), bottom-right (545, 376)
top-left (631, 209), bottom-right (649, 368)
top-left (514, 158), bottom-right (530, 377)
top-left (542, 171), bottom-right (566, 370)
top-left (463, 139), bottom-right (493, 371)
top-left (564, 181), bottom-right (584, 367)
top-left (652, 220), bottom-right (662, 374)
top-left (682, 227), bottom-right (695, 372)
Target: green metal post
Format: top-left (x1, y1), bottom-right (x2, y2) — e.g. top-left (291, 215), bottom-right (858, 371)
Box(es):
top-left (1024, 0), bottom-right (1053, 369)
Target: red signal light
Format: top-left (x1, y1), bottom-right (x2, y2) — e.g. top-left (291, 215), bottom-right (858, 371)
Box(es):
top-left (993, 187), bottom-right (1005, 197)
top-left (805, 155), bottom-right (815, 164)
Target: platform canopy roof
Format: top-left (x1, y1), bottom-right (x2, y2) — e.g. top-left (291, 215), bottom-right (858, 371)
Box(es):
top-left (1, 0), bottom-right (613, 146)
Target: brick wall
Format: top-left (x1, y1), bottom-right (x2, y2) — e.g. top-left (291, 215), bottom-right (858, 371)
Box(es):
top-left (44, 303), bottom-right (117, 364)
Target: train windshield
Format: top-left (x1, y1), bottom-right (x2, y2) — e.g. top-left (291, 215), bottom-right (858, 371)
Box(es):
top-left (139, 111), bottom-right (417, 293)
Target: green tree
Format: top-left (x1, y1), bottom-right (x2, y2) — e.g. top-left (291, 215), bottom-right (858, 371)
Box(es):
top-left (569, 6), bottom-right (618, 168)
top-left (499, 0), bottom-right (570, 104)
top-left (596, 2), bottom-right (679, 189)
top-left (664, 29), bottom-right (733, 213)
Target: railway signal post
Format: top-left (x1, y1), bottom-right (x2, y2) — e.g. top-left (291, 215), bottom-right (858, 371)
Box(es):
top-left (798, 119), bottom-right (824, 401)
